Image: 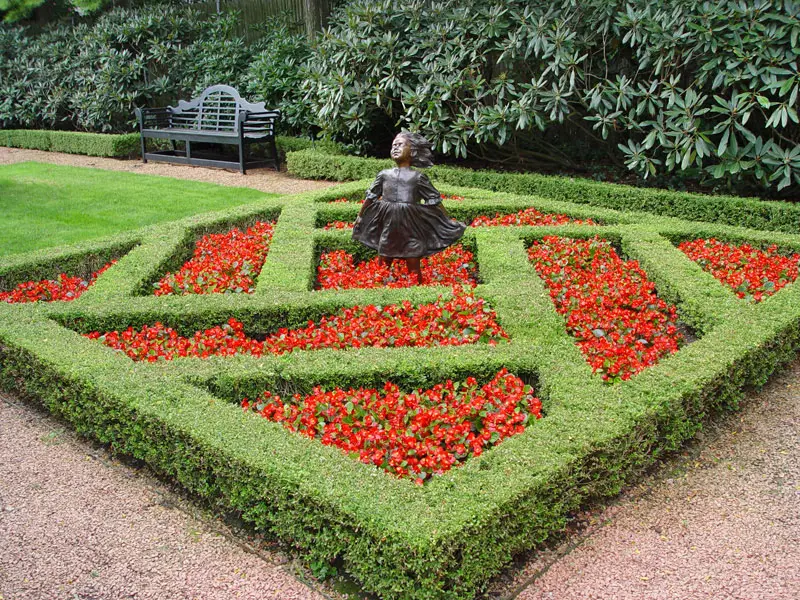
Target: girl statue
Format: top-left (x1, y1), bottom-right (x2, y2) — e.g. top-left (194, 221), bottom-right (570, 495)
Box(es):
top-left (352, 132), bottom-right (467, 284)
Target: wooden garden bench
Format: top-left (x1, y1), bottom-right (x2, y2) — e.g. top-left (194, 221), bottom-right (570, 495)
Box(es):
top-left (135, 85), bottom-right (280, 174)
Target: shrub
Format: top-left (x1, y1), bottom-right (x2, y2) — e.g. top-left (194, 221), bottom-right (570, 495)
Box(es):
top-left (1, 6), bottom-right (223, 132)
top-left (0, 129), bottom-right (338, 160)
top-left (305, 0), bottom-right (800, 193)
top-left (286, 148), bottom-right (391, 180)
top-left (286, 149), bottom-right (800, 235)
top-left (0, 7), bottom-right (309, 135)
top-left (243, 17), bottom-right (314, 133)
top-left (0, 129), bottom-right (140, 157)
top-left (0, 24), bottom-right (78, 130)
top-left (276, 135), bottom-right (345, 156)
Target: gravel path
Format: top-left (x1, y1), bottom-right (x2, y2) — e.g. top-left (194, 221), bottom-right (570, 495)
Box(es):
top-left (0, 147), bottom-right (338, 195)
top-left (2, 362), bottom-right (797, 600)
top-left (0, 395), bottom-right (326, 600)
top-left (492, 358), bottom-right (800, 600)
top-left (2, 146), bottom-right (798, 599)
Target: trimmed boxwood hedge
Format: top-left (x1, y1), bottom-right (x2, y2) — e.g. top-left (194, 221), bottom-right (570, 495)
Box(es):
top-left (0, 129), bottom-right (142, 158)
top-left (286, 149), bottom-right (800, 235)
top-left (1, 181), bottom-right (800, 599)
top-left (0, 129), bottom-right (344, 161)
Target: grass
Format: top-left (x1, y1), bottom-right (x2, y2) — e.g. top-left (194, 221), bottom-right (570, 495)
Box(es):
top-left (0, 162), bottom-right (274, 256)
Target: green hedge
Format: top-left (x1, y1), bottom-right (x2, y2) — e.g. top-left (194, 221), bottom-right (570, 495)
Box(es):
top-left (0, 129), bottom-right (142, 158)
top-left (275, 136), bottom-right (346, 156)
top-left (0, 234), bottom-right (142, 292)
top-left (287, 149), bottom-right (392, 181)
top-left (2, 182), bottom-right (800, 599)
top-left (286, 149), bottom-right (800, 235)
top-left (0, 130), bottom-right (344, 162)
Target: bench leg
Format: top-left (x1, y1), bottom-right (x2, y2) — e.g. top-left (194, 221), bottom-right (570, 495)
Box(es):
top-left (140, 135), bottom-right (147, 164)
top-left (270, 137), bottom-right (279, 171)
top-left (186, 141), bottom-right (192, 161)
top-left (239, 141), bottom-right (246, 175)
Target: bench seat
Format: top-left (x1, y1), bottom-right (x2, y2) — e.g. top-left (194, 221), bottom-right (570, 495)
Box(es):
top-left (135, 85), bottom-right (280, 174)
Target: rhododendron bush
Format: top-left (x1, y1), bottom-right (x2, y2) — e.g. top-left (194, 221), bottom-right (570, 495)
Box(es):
top-left (678, 238), bottom-right (800, 303)
top-left (317, 245), bottom-right (477, 289)
top-left (528, 236), bottom-right (683, 382)
top-left (87, 291), bottom-right (507, 362)
top-left (243, 369), bottom-right (541, 483)
top-left (0, 262), bottom-right (115, 304)
top-left (154, 221), bottom-right (275, 296)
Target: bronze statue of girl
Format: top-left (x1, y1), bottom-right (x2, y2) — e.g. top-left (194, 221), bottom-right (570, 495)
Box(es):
top-left (352, 132), bottom-right (466, 284)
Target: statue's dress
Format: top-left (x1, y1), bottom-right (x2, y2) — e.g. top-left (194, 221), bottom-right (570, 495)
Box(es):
top-left (352, 167), bottom-right (466, 258)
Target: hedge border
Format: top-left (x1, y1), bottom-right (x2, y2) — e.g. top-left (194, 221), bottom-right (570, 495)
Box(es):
top-left (1, 182), bottom-right (800, 599)
top-left (286, 149), bottom-right (800, 235)
top-left (1, 130), bottom-right (345, 160)
top-left (0, 129), bottom-right (141, 158)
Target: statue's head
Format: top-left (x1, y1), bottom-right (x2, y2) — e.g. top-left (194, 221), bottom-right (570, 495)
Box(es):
top-left (391, 132), bottom-right (434, 168)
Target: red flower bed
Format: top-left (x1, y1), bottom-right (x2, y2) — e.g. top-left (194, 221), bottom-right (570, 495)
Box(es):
top-left (0, 262), bottom-right (115, 304)
top-left (317, 245), bottom-right (477, 289)
top-left (322, 221), bottom-right (354, 231)
top-left (528, 236), bottom-right (683, 382)
top-left (153, 221), bottom-right (275, 296)
top-left (88, 290), bottom-right (507, 362)
top-left (678, 238), bottom-right (800, 302)
top-left (87, 318), bottom-right (263, 362)
top-left (242, 368), bottom-right (541, 483)
top-left (326, 194), bottom-right (464, 205)
top-left (471, 207), bottom-right (597, 227)
top-left (265, 289), bottom-right (505, 353)
top-left (322, 205), bottom-right (592, 230)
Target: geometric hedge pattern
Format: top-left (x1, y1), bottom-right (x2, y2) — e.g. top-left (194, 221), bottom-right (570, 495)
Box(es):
top-left (1, 180), bottom-right (799, 600)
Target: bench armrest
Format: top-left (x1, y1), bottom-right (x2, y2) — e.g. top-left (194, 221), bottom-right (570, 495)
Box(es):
top-left (239, 109), bottom-right (281, 135)
top-left (135, 107), bottom-right (171, 129)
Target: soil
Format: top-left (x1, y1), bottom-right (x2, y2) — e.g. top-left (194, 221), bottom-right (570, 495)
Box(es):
top-left (1, 147), bottom-right (798, 600)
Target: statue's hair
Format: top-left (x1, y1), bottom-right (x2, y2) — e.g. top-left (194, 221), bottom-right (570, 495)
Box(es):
top-left (398, 131), bottom-right (435, 168)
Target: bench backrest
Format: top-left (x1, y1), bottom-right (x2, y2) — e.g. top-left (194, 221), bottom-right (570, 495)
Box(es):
top-left (168, 85), bottom-right (271, 132)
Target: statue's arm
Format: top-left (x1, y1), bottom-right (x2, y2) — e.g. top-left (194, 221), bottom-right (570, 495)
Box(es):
top-left (417, 173), bottom-right (442, 206)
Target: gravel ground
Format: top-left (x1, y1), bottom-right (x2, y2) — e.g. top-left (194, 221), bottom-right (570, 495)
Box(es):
top-left (491, 358), bottom-right (800, 600)
top-left (0, 395), bottom-right (326, 600)
top-left (0, 147), bottom-right (338, 195)
top-left (2, 363), bottom-right (797, 600)
top-left (2, 146), bottom-right (798, 599)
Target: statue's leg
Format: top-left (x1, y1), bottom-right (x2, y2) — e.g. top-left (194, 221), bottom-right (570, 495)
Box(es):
top-left (381, 256), bottom-right (394, 268)
top-left (406, 258), bottom-right (423, 285)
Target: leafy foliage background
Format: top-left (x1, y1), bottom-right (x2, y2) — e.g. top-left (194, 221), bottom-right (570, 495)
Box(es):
top-left (0, 4), bottom-right (311, 133)
top-left (306, 0), bottom-right (800, 193)
top-left (1, 0), bottom-right (799, 194)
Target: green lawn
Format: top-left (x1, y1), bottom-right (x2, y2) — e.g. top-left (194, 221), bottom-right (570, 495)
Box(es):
top-left (0, 162), bottom-right (274, 256)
